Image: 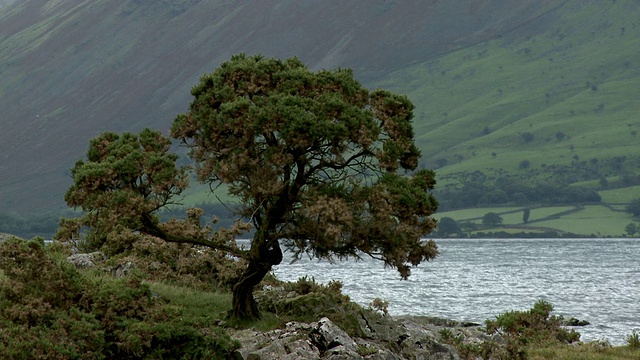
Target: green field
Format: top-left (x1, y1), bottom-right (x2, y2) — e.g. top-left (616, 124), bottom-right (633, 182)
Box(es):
top-left (599, 186), bottom-right (640, 203)
top-left (436, 204), bottom-right (636, 237)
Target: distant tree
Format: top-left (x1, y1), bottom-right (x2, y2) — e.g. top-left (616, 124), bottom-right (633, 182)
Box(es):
top-left (511, 192), bottom-right (528, 204)
top-left (486, 189), bottom-right (509, 205)
top-left (482, 212), bottom-right (503, 226)
top-left (598, 177), bottom-right (609, 189)
top-left (59, 54), bottom-right (440, 320)
top-left (436, 217), bottom-right (462, 238)
top-left (522, 208), bottom-right (531, 224)
top-left (625, 223), bottom-right (638, 237)
top-left (626, 198), bottom-right (640, 217)
top-left (521, 132), bottom-right (534, 143)
top-left (555, 132), bottom-right (566, 141)
top-left (519, 159), bottom-right (531, 169)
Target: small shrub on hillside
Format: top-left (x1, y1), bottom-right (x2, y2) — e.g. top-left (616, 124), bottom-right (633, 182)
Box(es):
top-left (521, 132), bottom-right (535, 142)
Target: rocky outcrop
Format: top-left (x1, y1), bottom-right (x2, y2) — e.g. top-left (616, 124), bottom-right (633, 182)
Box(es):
top-left (232, 315), bottom-right (466, 360)
top-left (564, 317), bottom-right (591, 327)
top-left (66, 251), bottom-right (107, 269)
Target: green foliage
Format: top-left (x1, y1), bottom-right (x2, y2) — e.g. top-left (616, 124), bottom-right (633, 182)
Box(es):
top-left (482, 212), bottom-right (503, 226)
top-left (119, 234), bottom-right (246, 292)
top-left (626, 330), bottom-right (640, 349)
top-left (486, 300), bottom-right (580, 347)
top-left (258, 276), bottom-right (366, 337)
top-left (439, 301), bottom-right (583, 360)
top-left (435, 216), bottom-right (463, 237)
top-left (626, 198), bottom-right (640, 217)
top-left (368, 297), bottom-right (390, 316)
top-left (56, 129), bottom-right (191, 255)
top-left (439, 328), bottom-right (499, 360)
top-left (171, 53), bottom-right (439, 278)
top-left (0, 237), bottom-right (239, 359)
top-left (356, 344), bottom-right (379, 357)
top-left (624, 223), bottom-right (639, 237)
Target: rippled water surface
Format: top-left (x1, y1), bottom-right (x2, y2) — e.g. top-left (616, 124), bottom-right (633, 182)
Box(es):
top-left (272, 238), bottom-right (640, 344)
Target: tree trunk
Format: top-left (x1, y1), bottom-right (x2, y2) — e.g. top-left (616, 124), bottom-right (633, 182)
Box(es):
top-left (231, 231), bottom-right (283, 320)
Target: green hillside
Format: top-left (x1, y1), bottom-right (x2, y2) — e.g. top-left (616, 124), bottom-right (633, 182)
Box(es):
top-left (0, 0), bottom-right (559, 216)
top-left (375, 1), bottom-right (640, 185)
top-left (1, 0), bottom-right (640, 238)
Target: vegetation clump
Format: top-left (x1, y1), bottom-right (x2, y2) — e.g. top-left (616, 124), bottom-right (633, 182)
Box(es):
top-left (0, 237), bottom-right (239, 359)
top-left (256, 276), bottom-right (367, 337)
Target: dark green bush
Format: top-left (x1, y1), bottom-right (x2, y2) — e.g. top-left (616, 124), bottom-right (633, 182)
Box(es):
top-left (486, 300), bottom-right (580, 345)
top-left (0, 237), bottom-right (239, 359)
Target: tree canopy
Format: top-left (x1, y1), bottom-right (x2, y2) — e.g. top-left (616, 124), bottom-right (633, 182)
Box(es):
top-left (482, 212), bottom-right (503, 226)
top-left (59, 54), bottom-right (439, 320)
top-left (626, 198), bottom-right (640, 217)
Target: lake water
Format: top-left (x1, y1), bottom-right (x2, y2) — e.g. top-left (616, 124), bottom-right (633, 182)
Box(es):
top-left (272, 238), bottom-right (640, 345)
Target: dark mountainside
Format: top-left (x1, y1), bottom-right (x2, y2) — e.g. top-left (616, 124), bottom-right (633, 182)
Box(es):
top-left (0, 0), bottom-right (564, 216)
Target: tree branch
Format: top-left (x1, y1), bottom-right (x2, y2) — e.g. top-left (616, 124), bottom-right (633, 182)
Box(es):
top-left (140, 214), bottom-right (249, 259)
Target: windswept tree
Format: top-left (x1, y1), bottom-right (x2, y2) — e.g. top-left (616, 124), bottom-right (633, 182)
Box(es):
top-left (59, 54), bottom-right (439, 320)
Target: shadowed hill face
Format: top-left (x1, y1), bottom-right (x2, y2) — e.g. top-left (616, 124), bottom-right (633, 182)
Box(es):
top-left (0, 0), bottom-right (600, 215)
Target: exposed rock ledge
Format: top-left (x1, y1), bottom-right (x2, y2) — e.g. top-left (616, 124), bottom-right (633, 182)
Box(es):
top-left (230, 313), bottom-right (495, 360)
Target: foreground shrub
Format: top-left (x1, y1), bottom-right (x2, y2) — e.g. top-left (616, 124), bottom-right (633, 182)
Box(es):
top-left (440, 301), bottom-right (581, 360)
top-left (486, 300), bottom-right (580, 346)
top-left (257, 276), bottom-right (366, 336)
top-left (482, 300), bottom-right (580, 359)
top-left (121, 233), bottom-right (246, 291)
top-left (0, 237), bottom-right (238, 359)
top-left (627, 330), bottom-right (640, 349)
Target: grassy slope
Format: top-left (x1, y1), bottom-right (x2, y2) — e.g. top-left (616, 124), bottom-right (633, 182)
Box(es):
top-left (375, 1), bottom-right (640, 182)
top-left (2, 1), bottom-right (640, 239)
top-left (129, 0), bottom-right (640, 237)
top-left (0, 0), bottom-right (559, 216)
top-left (374, 1), bottom-right (640, 236)
top-left (436, 204), bottom-right (635, 237)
